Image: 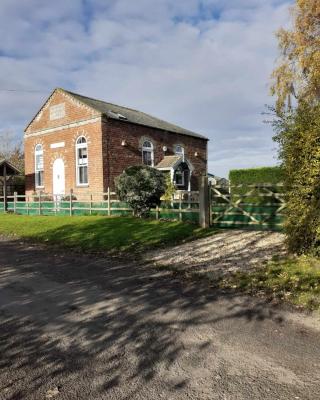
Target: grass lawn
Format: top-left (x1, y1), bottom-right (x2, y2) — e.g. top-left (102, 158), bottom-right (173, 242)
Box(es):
top-left (219, 256), bottom-right (320, 310)
top-left (0, 214), bottom-right (215, 254)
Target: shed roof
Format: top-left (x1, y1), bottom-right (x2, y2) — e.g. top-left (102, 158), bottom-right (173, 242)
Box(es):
top-left (61, 89), bottom-right (208, 140)
top-left (0, 159), bottom-right (21, 176)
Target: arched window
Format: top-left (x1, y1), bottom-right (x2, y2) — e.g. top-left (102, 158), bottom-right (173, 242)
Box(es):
top-left (35, 144), bottom-right (44, 188)
top-left (142, 140), bottom-right (154, 166)
top-left (76, 136), bottom-right (88, 185)
top-left (175, 145), bottom-right (184, 157)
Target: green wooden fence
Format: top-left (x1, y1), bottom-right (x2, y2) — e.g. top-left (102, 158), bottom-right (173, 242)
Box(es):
top-left (0, 190), bottom-right (200, 224)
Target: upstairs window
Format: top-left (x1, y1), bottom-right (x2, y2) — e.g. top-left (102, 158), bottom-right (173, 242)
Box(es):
top-left (76, 136), bottom-right (88, 185)
top-left (35, 144), bottom-right (44, 188)
top-left (142, 140), bottom-right (154, 166)
top-left (175, 145), bottom-right (184, 157)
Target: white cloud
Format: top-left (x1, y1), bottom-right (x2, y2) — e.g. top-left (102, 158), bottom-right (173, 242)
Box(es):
top-left (0, 0), bottom-right (292, 176)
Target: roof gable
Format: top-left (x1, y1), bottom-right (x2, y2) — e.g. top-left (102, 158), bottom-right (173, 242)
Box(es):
top-left (24, 88), bottom-right (101, 133)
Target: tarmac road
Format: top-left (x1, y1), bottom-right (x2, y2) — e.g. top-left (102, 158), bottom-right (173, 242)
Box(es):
top-left (0, 237), bottom-right (319, 399)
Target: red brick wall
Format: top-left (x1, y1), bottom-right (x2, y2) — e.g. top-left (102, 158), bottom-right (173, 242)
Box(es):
top-left (25, 89), bottom-right (100, 134)
top-left (24, 89), bottom-right (208, 196)
top-left (24, 90), bottom-right (104, 197)
top-left (102, 119), bottom-right (207, 190)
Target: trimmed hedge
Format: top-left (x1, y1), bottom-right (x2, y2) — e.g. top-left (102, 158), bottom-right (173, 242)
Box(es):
top-left (228, 167), bottom-right (284, 205)
top-left (229, 166), bottom-right (284, 185)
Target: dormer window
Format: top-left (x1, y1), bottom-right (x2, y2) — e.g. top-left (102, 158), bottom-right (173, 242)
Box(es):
top-left (142, 140), bottom-right (154, 166)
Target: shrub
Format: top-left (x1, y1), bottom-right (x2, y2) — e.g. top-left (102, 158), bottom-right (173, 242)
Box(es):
top-left (115, 166), bottom-right (166, 217)
top-left (162, 173), bottom-right (176, 202)
top-left (273, 102), bottom-right (320, 254)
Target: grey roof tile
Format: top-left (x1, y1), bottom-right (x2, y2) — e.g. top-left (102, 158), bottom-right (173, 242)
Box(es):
top-left (62, 89), bottom-right (208, 140)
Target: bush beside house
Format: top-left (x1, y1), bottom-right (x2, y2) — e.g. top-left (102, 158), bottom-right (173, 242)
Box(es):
top-left (115, 165), bottom-right (166, 217)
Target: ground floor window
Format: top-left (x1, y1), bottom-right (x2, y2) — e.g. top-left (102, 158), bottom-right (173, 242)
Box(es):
top-left (175, 169), bottom-right (184, 186)
top-left (35, 144), bottom-right (44, 188)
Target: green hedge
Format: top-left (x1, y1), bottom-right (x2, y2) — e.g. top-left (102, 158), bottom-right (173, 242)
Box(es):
top-left (228, 167), bottom-right (284, 206)
top-left (229, 166), bottom-right (284, 185)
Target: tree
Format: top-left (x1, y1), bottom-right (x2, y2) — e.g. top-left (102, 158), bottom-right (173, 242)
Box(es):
top-left (0, 131), bottom-right (24, 172)
top-left (115, 166), bottom-right (166, 217)
top-left (271, 0), bottom-right (320, 254)
top-left (272, 102), bottom-right (320, 254)
top-left (271, 0), bottom-right (320, 113)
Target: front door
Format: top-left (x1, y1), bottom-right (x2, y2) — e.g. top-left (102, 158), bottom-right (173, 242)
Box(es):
top-left (52, 158), bottom-right (65, 197)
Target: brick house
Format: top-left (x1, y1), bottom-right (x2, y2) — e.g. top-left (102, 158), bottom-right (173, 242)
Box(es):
top-left (24, 88), bottom-right (208, 197)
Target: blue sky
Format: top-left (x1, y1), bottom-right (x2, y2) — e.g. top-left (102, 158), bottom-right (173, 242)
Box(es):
top-left (0, 0), bottom-right (292, 177)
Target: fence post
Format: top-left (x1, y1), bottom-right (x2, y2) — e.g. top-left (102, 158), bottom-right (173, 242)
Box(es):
top-left (199, 175), bottom-right (210, 228)
top-left (156, 204), bottom-right (159, 220)
top-left (90, 194), bottom-right (93, 215)
top-left (38, 191), bottom-right (42, 215)
top-left (27, 195), bottom-right (29, 216)
top-left (69, 189), bottom-right (73, 216)
top-left (3, 163), bottom-right (7, 212)
top-left (13, 192), bottom-right (17, 214)
top-left (209, 181), bottom-right (213, 226)
top-left (179, 192), bottom-right (182, 221)
top-left (107, 187), bottom-right (111, 216)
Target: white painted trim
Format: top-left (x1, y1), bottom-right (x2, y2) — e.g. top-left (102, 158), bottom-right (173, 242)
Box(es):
top-left (25, 117), bottom-right (101, 137)
top-left (34, 144), bottom-right (44, 188)
top-left (76, 136), bottom-right (89, 186)
top-left (50, 142), bottom-right (65, 149)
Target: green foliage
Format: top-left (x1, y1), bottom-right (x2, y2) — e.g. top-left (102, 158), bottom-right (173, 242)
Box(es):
top-left (273, 102), bottom-right (320, 254)
top-left (228, 167), bottom-right (284, 205)
top-left (162, 173), bottom-right (176, 202)
top-left (229, 166), bottom-right (284, 185)
top-left (0, 215), bottom-right (214, 254)
top-left (115, 165), bottom-right (166, 217)
top-left (219, 255), bottom-right (320, 310)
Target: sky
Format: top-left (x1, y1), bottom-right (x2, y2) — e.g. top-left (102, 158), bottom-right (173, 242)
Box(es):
top-left (0, 0), bottom-right (292, 177)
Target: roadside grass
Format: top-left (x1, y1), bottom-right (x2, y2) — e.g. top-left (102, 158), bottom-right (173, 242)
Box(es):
top-left (219, 256), bottom-right (320, 310)
top-left (0, 214), bottom-right (216, 254)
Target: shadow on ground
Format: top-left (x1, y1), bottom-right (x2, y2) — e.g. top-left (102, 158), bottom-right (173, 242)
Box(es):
top-left (0, 237), bottom-right (315, 400)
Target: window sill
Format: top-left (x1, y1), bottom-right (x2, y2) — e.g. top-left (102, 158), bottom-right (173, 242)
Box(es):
top-left (76, 184), bottom-right (89, 188)
top-left (35, 186), bottom-right (45, 189)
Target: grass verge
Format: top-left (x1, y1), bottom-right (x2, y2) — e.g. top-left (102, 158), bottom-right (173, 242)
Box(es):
top-left (0, 214), bottom-right (215, 254)
top-left (219, 256), bottom-right (320, 310)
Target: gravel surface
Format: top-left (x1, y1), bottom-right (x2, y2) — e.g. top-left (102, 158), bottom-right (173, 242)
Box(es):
top-left (1, 236), bottom-right (320, 400)
top-left (147, 230), bottom-right (286, 278)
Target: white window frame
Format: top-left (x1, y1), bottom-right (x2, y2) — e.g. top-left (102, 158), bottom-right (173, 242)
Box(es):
top-left (142, 140), bottom-right (154, 166)
top-left (175, 168), bottom-right (185, 187)
top-left (76, 136), bottom-right (89, 186)
top-left (34, 144), bottom-right (44, 188)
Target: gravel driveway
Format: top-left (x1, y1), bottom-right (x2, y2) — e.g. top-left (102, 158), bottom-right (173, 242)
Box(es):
top-left (0, 236), bottom-right (320, 400)
top-left (147, 230), bottom-right (286, 278)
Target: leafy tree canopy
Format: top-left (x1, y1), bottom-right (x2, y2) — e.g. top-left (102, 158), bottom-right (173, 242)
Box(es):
top-left (271, 0), bottom-right (320, 112)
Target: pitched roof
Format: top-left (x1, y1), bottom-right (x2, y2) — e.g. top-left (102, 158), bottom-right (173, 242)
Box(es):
top-left (156, 155), bottom-right (182, 169)
top-left (0, 159), bottom-right (21, 176)
top-left (61, 89), bottom-right (208, 140)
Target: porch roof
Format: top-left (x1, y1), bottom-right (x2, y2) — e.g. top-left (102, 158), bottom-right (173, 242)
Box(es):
top-left (156, 155), bottom-right (182, 169)
top-left (0, 159), bottom-right (21, 176)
